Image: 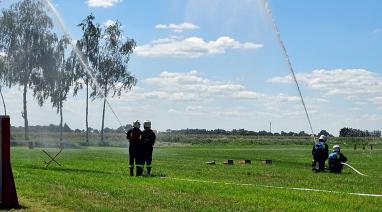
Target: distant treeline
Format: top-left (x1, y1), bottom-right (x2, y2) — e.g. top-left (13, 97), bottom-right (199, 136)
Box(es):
top-left (162, 129), bottom-right (333, 137)
top-left (11, 125), bottom-right (381, 138)
top-left (11, 123), bottom-right (132, 134)
top-left (339, 127), bottom-right (381, 137)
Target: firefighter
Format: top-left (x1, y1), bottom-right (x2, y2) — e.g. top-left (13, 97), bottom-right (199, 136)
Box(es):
top-left (328, 145), bottom-right (348, 173)
top-left (126, 120), bottom-right (143, 176)
top-left (311, 135), bottom-right (329, 172)
top-left (141, 120), bottom-right (156, 176)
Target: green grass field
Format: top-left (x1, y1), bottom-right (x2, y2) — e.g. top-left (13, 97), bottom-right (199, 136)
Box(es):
top-left (10, 143), bottom-right (382, 211)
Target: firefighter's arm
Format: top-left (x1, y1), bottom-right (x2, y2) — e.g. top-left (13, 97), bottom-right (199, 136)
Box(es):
top-left (341, 153), bottom-right (348, 163)
top-left (324, 145), bottom-right (329, 158)
top-left (152, 132), bottom-right (156, 144)
top-left (126, 130), bottom-right (132, 141)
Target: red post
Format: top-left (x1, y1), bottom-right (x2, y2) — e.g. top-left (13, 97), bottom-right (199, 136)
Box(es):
top-left (0, 116), bottom-right (18, 207)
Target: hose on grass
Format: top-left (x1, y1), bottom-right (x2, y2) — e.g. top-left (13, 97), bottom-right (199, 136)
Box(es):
top-left (342, 162), bottom-right (368, 177)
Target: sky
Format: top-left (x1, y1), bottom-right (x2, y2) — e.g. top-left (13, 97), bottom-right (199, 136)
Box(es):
top-left (1, 0), bottom-right (381, 135)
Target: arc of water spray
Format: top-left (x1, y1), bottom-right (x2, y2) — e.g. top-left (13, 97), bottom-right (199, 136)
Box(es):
top-left (0, 86), bottom-right (6, 115)
top-left (43, 0), bottom-right (127, 132)
top-left (262, 0), bottom-right (315, 139)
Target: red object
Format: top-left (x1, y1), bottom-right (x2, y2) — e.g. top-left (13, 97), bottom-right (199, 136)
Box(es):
top-left (1, 116), bottom-right (18, 207)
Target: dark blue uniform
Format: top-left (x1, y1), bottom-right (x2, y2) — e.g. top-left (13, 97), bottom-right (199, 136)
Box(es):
top-left (311, 139), bottom-right (329, 172)
top-left (141, 128), bottom-right (156, 175)
top-left (126, 127), bottom-right (143, 176)
top-left (328, 151), bottom-right (347, 173)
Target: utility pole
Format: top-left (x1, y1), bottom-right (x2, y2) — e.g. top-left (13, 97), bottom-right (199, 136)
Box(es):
top-left (269, 121), bottom-right (272, 134)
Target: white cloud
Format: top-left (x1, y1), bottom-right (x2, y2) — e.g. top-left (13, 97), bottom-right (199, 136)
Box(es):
top-left (86, 0), bottom-right (122, 8)
top-left (269, 69), bottom-right (382, 96)
top-left (350, 107), bottom-right (361, 111)
top-left (185, 106), bottom-right (206, 113)
top-left (155, 22), bottom-right (200, 33)
top-left (104, 20), bottom-right (116, 27)
top-left (370, 97), bottom-right (382, 104)
top-left (213, 111), bottom-right (244, 118)
top-left (135, 36), bottom-right (263, 58)
top-left (269, 69), bottom-right (382, 109)
top-left (124, 70), bottom-right (301, 118)
top-left (232, 91), bottom-right (264, 99)
top-left (138, 70), bottom-right (246, 101)
top-left (360, 114), bottom-right (382, 121)
top-left (369, 97), bottom-right (382, 109)
top-left (0, 52), bottom-right (7, 58)
top-left (373, 28), bottom-right (382, 33)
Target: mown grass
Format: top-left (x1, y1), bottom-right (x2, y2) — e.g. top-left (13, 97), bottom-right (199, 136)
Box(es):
top-left (10, 143), bottom-right (382, 211)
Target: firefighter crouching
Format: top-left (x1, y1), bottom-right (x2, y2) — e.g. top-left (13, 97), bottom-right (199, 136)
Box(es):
top-left (328, 145), bottom-right (347, 173)
top-left (126, 120), bottom-right (144, 176)
top-left (142, 120), bottom-right (156, 176)
top-left (312, 135), bottom-right (329, 172)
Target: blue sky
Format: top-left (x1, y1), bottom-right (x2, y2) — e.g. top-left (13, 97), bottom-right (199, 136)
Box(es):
top-left (1, 0), bottom-right (381, 135)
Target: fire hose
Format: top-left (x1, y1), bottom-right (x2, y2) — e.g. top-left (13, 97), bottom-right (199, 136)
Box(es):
top-left (341, 162), bottom-right (368, 176)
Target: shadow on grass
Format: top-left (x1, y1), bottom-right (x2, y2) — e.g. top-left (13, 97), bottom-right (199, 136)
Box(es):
top-left (141, 171), bottom-right (167, 178)
top-left (0, 204), bottom-right (27, 210)
top-left (16, 164), bottom-right (113, 175)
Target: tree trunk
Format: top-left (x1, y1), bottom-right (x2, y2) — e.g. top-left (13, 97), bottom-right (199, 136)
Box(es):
top-left (101, 84), bottom-right (107, 145)
top-left (59, 100), bottom-right (63, 142)
top-left (23, 83), bottom-right (29, 141)
top-left (86, 78), bottom-right (89, 143)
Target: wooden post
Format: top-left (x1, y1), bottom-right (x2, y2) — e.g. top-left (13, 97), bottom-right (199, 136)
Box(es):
top-left (354, 144), bottom-right (356, 150)
top-left (0, 116), bottom-right (18, 207)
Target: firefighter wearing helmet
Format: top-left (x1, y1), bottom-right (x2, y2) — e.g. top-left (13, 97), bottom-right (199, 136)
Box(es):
top-left (311, 135), bottom-right (329, 172)
top-left (141, 120), bottom-right (156, 175)
top-left (328, 144), bottom-right (347, 173)
top-left (126, 120), bottom-right (144, 176)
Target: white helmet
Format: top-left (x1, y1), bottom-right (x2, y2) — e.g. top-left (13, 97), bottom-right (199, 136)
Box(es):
top-left (319, 135), bottom-right (327, 141)
top-left (133, 120), bottom-right (140, 128)
top-left (333, 145), bottom-right (340, 152)
top-left (144, 120), bottom-right (151, 128)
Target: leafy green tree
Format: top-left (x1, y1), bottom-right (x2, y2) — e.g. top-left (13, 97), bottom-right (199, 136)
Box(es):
top-left (92, 21), bottom-right (136, 145)
top-left (36, 36), bottom-right (72, 141)
top-left (0, 0), bottom-right (57, 141)
top-left (75, 14), bottom-right (101, 143)
top-left (51, 37), bottom-right (72, 141)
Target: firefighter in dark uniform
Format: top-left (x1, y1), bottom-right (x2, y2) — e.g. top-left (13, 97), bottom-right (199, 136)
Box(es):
top-left (311, 135), bottom-right (329, 172)
top-left (126, 120), bottom-right (143, 176)
top-left (328, 145), bottom-right (347, 173)
top-left (142, 120), bottom-right (156, 176)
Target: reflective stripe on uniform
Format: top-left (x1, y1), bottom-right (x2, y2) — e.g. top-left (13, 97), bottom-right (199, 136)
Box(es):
top-left (136, 164), bottom-right (144, 168)
top-left (129, 165), bottom-right (134, 168)
top-left (146, 165), bottom-right (152, 168)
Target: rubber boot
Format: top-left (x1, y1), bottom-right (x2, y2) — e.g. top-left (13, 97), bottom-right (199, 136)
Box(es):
top-left (130, 168), bottom-right (134, 176)
top-left (147, 167), bottom-right (151, 176)
top-left (136, 166), bottom-right (143, 176)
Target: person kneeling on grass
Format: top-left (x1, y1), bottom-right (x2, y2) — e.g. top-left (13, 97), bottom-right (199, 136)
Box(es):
top-left (328, 145), bottom-right (347, 173)
top-left (126, 120), bottom-right (144, 176)
top-left (311, 135), bottom-right (329, 172)
top-left (142, 120), bottom-right (156, 176)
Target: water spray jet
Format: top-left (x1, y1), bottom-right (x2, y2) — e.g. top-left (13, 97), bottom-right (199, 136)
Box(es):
top-left (262, 0), bottom-right (315, 140)
top-left (42, 0), bottom-right (127, 133)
